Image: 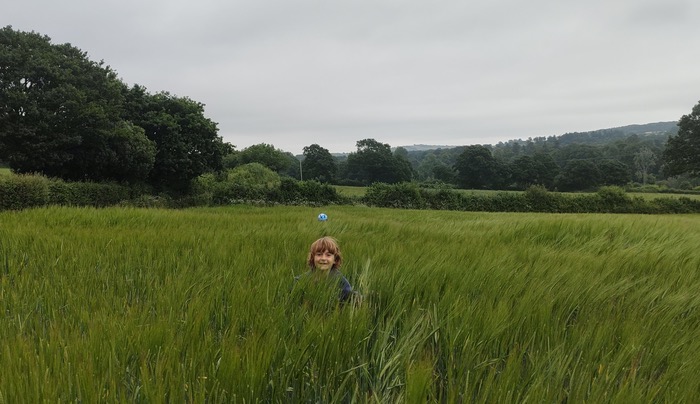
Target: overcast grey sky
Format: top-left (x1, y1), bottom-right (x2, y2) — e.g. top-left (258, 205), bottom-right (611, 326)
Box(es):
top-left (5, 0), bottom-right (700, 154)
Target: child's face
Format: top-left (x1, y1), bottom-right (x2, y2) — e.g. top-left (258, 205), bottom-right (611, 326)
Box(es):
top-left (313, 250), bottom-right (336, 271)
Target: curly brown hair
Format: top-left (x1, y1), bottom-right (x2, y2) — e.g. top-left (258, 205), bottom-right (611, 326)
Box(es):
top-left (307, 236), bottom-right (343, 270)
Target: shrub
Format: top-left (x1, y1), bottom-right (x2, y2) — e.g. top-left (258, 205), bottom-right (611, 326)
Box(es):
top-left (51, 180), bottom-right (131, 206)
top-left (421, 188), bottom-right (464, 210)
top-left (297, 180), bottom-right (345, 205)
top-left (651, 197), bottom-right (700, 214)
top-left (0, 174), bottom-right (49, 210)
top-left (58, 182), bottom-right (131, 207)
top-left (594, 186), bottom-right (632, 213)
top-left (227, 163), bottom-right (281, 190)
top-left (525, 185), bottom-right (560, 212)
top-left (363, 182), bottom-right (425, 209)
top-left (0, 174), bottom-right (131, 210)
top-left (489, 192), bottom-right (528, 212)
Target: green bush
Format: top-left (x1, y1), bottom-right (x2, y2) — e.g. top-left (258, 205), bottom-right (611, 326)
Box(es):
top-left (594, 186), bottom-right (633, 213)
top-left (525, 185), bottom-right (560, 212)
top-left (294, 180), bottom-right (345, 205)
top-left (190, 174), bottom-right (346, 207)
top-left (489, 192), bottom-right (528, 212)
top-left (0, 174), bottom-right (131, 210)
top-left (363, 182), bottom-right (425, 209)
top-left (650, 197), bottom-right (700, 214)
top-left (61, 182), bottom-right (131, 207)
top-left (227, 163), bottom-right (281, 190)
top-left (0, 174), bottom-right (49, 210)
top-left (421, 188), bottom-right (464, 210)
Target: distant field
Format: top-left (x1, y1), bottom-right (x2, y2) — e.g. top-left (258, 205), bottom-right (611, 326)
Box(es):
top-left (333, 185), bottom-right (510, 198)
top-left (337, 184), bottom-right (700, 200)
top-left (0, 167), bottom-right (11, 176)
top-left (628, 192), bottom-right (700, 200)
top-left (334, 185), bottom-right (366, 197)
top-left (1, 205), bottom-right (699, 401)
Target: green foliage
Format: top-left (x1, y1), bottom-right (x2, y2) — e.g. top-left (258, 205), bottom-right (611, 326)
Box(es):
top-left (275, 178), bottom-right (346, 205)
top-left (345, 139), bottom-right (412, 185)
top-left (238, 143), bottom-right (292, 173)
top-left (598, 159), bottom-right (631, 186)
top-left (203, 163), bottom-right (281, 202)
top-left (524, 184), bottom-right (559, 212)
top-left (123, 86), bottom-right (226, 193)
top-left (48, 180), bottom-right (132, 207)
top-left (98, 122), bottom-right (157, 182)
top-left (2, 206), bottom-right (700, 401)
top-left (192, 167), bottom-right (345, 206)
top-left (664, 100), bottom-right (700, 177)
top-left (555, 160), bottom-right (602, 191)
top-left (648, 196), bottom-right (700, 214)
top-left (227, 163), bottom-right (281, 190)
top-left (454, 145), bottom-right (510, 189)
top-left (302, 144), bottom-right (336, 182)
top-left (361, 183), bottom-right (700, 214)
top-left (363, 182), bottom-right (425, 209)
top-left (0, 173), bottom-right (131, 210)
top-left (0, 26), bottom-right (225, 190)
top-left (593, 186), bottom-right (633, 213)
top-left (0, 26), bottom-right (132, 182)
top-left (0, 174), bottom-right (49, 209)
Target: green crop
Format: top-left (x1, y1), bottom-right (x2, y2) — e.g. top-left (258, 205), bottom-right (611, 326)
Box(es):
top-left (0, 205), bottom-right (698, 402)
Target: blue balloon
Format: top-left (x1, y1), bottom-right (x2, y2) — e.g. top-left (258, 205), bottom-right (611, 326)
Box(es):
top-left (318, 213), bottom-right (328, 221)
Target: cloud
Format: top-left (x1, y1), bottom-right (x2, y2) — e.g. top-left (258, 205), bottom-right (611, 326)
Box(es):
top-left (5, 0), bottom-right (700, 153)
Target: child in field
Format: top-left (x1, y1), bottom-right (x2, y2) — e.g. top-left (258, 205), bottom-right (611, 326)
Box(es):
top-left (295, 236), bottom-right (356, 303)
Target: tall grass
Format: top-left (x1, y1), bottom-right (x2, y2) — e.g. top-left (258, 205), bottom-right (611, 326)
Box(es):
top-left (1, 205), bottom-right (699, 401)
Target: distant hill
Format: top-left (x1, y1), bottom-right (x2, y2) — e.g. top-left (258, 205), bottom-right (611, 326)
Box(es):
top-left (554, 121), bottom-right (677, 147)
top-left (396, 121), bottom-right (678, 152)
top-left (605, 121), bottom-right (678, 135)
top-left (395, 144), bottom-right (460, 152)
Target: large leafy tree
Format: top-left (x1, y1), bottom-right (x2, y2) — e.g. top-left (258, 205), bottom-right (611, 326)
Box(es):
top-left (511, 153), bottom-right (559, 189)
top-left (122, 85), bottom-right (226, 192)
top-left (237, 143), bottom-right (291, 173)
top-left (393, 147), bottom-right (414, 183)
top-left (555, 160), bottom-right (601, 191)
top-left (454, 145), bottom-right (501, 189)
top-left (634, 147), bottom-right (657, 185)
top-left (664, 100), bottom-right (700, 177)
top-left (302, 143), bottom-right (336, 182)
top-left (0, 26), bottom-right (156, 182)
top-left (345, 139), bottom-right (411, 185)
top-left (599, 159), bottom-right (631, 186)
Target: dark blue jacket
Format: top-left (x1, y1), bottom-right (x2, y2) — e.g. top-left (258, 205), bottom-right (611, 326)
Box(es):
top-left (295, 268), bottom-right (354, 302)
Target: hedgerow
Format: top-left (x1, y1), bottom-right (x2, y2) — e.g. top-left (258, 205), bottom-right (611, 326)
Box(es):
top-left (2, 172), bottom-right (698, 214)
top-left (362, 183), bottom-right (700, 214)
top-left (0, 174), bottom-right (131, 210)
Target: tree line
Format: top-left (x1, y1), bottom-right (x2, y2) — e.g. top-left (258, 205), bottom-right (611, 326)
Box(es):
top-left (2, 25), bottom-right (700, 195)
top-left (238, 128), bottom-right (698, 192)
top-left (0, 26), bottom-right (230, 194)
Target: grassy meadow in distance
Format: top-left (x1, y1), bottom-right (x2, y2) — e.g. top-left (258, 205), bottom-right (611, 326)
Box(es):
top-left (335, 185), bottom-right (700, 201)
top-left (1, 205), bottom-right (700, 402)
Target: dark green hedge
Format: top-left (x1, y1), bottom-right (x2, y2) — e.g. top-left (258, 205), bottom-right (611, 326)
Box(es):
top-left (362, 183), bottom-right (700, 214)
top-left (0, 174), bottom-right (132, 210)
top-left (0, 175), bottom-right (50, 210)
top-left (192, 177), bottom-right (349, 207)
top-left (4, 173), bottom-right (698, 214)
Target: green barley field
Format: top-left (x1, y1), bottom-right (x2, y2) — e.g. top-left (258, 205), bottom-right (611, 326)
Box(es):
top-left (1, 205), bottom-right (699, 402)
